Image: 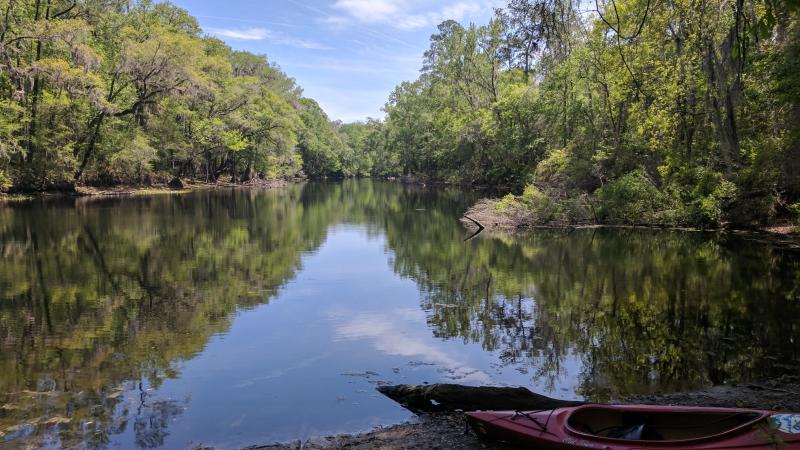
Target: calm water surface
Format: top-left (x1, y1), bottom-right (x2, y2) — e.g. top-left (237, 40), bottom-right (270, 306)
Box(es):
top-left (1, 180), bottom-right (799, 449)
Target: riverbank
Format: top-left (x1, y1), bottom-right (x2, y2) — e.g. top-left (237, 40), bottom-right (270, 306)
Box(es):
top-left (462, 198), bottom-right (800, 237)
top-left (248, 375), bottom-right (800, 450)
top-left (0, 178), bottom-right (293, 202)
top-left (244, 413), bottom-right (513, 450)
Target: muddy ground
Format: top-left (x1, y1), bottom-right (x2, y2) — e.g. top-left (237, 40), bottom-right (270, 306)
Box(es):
top-left (245, 374), bottom-right (800, 450)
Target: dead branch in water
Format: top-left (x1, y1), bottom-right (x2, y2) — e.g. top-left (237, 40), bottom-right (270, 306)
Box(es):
top-left (463, 215), bottom-right (486, 242)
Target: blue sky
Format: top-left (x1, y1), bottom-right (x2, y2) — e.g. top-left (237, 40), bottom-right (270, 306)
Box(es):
top-left (170, 0), bottom-right (503, 122)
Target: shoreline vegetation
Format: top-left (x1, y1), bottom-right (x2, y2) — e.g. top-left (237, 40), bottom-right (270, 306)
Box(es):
top-left (4, 176), bottom-right (797, 236)
top-left (0, 176), bottom-right (295, 201)
top-left (2, 1), bottom-right (799, 229)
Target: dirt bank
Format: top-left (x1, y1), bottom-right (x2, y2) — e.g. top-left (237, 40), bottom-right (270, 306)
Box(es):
top-left (245, 375), bottom-right (800, 450)
top-left (462, 198), bottom-right (521, 231)
top-left (462, 198), bottom-right (799, 237)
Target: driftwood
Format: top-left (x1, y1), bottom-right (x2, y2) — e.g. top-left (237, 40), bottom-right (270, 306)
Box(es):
top-left (377, 384), bottom-right (583, 414)
top-left (462, 215), bottom-right (486, 242)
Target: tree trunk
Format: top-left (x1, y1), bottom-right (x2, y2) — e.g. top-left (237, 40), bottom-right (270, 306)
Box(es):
top-left (75, 112), bottom-right (106, 182)
top-left (705, 30), bottom-right (742, 177)
top-left (25, 0), bottom-right (47, 163)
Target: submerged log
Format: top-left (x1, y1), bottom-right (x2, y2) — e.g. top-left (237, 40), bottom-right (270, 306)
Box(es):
top-left (377, 384), bottom-right (583, 414)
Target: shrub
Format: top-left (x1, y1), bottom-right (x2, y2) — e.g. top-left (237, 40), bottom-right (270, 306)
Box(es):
top-left (0, 170), bottom-right (11, 192)
top-left (534, 148), bottom-right (570, 184)
top-left (595, 169), bottom-right (672, 225)
top-left (663, 167), bottom-right (738, 227)
top-left (495, 185), bottom-right (554, 220)
top-left (790, 202), bottom-right (800, 225)
top-left (496, 184), bottom-right (592, 225)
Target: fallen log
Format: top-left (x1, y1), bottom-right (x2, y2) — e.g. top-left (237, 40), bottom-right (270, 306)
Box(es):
top-left (462, 215), bottom-right (486, 242)
top-left (376, 384), bottom-right (583, 414)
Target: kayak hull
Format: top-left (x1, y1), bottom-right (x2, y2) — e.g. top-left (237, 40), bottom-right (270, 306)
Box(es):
top-left (466, 404), bottom-right (800, 450)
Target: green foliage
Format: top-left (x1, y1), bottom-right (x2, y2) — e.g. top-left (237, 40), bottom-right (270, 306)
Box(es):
top-left (356, 0), bottom-right (800, 226)
top-left (596, 169), bottom-right (672, 224)
top-left (107, 132), bottom-right (156, 183)
top-left (0, 100), bottom-right (24, 157)
top-left (790, 202), bottom-right (800, 225)
top-left (663, 167), bottom-right (739, 226)
top-left (497, 184), bottom-right (593, 225)
top-left (1, 0), bottom-right (798, 226)
top-left (0, 170), bottom-right (11, 191)
top-left (297, 99), bottom-right (347, 178)
top-left (0, 0), bottom-right (348, 191)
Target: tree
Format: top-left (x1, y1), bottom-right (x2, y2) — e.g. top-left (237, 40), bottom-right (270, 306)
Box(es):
top-left (0, 0), bottom-right (345, 191)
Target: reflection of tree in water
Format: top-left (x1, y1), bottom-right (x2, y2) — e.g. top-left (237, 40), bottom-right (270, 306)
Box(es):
top-left (388, 223), bottom-right (800, 401)
top-left (0, 180), bottom-right (476, 448)
top-left (133, 398), bottom-right (185, 449)
top-left (0, 186), bottom-right (331, 448)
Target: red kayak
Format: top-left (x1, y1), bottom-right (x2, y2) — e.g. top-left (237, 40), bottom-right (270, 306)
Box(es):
top-left (467, 404), bottom-right (800, 449)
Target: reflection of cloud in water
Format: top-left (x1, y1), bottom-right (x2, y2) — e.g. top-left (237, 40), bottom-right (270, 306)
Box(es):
top-left (334, 309), bottom-right (493, 384)
top-left (233, 353), bottom-right (332, 388)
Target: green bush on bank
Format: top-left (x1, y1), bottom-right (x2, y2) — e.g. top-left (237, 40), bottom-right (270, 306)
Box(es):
top-left (790, 203), bottom-right (800, 225)
top-left (496, 166), bottom-right (743, 228)
top-left (595, 169), bottom-right (671, 225)
top-left (0, 171), bottom-right (11, 192)
top-left (496, 184), bottom-right (593, 226)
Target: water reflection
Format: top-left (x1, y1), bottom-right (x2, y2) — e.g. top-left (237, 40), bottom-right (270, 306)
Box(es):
top-left (334, 309), bottom-right (494, 384)
top-left (409, 228), bottom-right (800, 399)
top-left (0, 180), bottom-right (798, 448)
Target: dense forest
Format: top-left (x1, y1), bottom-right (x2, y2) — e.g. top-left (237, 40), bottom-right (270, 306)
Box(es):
top-left (0, 0), bottom-right (357, 189)
top-left (355, 0), bottom-right (800, 227)
top-left (1, 0), bottom-right (799, 227)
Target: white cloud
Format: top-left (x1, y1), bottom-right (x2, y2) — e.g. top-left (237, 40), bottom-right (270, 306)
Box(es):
top-left (325, 0), bottom-right (493, 31)
top-left (334, 0), bottom-right (400, 23)
top-left (334, 310), bottom-right (494, 384)
top-left (208, 27), bottom-right (271, 40)
top-left (442, 2), bottom-right (483, 19)
top-left (206, 27), bottom-right (330, 49)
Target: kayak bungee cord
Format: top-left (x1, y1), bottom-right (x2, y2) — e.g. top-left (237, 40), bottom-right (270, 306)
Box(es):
top-left (511, 409), bottom-right (558, 434)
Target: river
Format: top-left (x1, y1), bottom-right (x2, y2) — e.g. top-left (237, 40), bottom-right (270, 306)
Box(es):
top-left (1, 179), bottom-right (798, 449)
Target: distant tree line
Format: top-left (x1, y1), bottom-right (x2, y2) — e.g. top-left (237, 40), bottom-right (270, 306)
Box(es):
top-left (0, 0), bottom-right (363, 191)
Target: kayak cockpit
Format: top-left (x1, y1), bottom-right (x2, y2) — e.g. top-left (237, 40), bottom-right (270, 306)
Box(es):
top-left (566, 405), bottom-right (764, 442)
